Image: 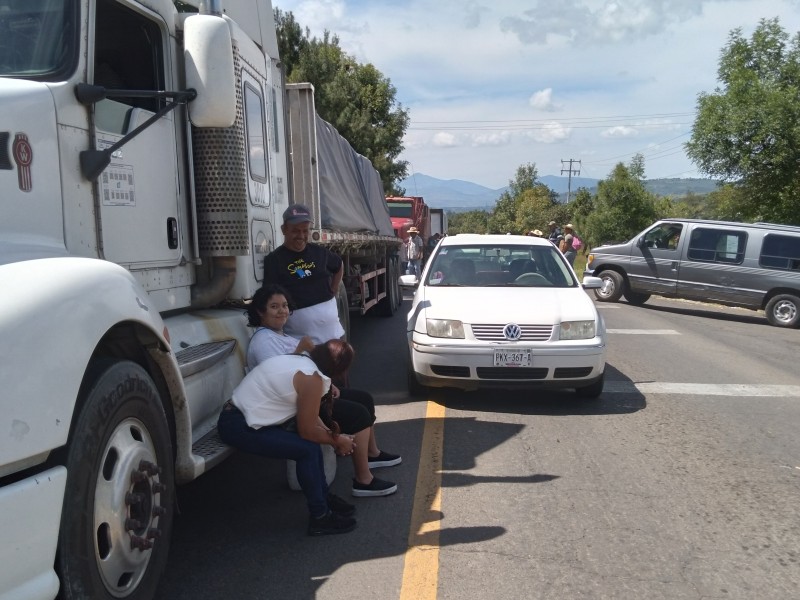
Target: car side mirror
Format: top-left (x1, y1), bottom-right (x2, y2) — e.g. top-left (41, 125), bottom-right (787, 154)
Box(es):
top-left (398, 274), bottom-right (419, 288)
top-left (582, 276), bottom-right (603, 290)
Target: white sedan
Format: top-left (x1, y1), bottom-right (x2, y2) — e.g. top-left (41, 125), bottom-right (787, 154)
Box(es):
top-left (403, 234), bottom-right (607, 398)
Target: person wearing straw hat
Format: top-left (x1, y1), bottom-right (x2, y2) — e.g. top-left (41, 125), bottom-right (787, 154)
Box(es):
top-left (560, 224), bottom-right (578, 266)
top-left (404, 227), bottom-right (424, 279)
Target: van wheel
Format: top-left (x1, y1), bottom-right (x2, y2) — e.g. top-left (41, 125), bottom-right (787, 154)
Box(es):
top-left (594, 270), bottom-right (624, 302)
top-left (624, 290), bottom-right (650, 305)
top-left (58, 360), bottom-right (174, 600)
top-left (765, 294), bottom-right (800, 328)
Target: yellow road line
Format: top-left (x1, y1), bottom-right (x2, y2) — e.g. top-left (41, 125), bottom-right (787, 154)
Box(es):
top-left (399, 400), bottom-right (445, 600)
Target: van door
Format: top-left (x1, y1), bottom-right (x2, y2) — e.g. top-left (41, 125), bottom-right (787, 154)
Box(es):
top-left (627, 222), bottom-right (684, 296)
top-left (677, 225), bottom-right (750, 305)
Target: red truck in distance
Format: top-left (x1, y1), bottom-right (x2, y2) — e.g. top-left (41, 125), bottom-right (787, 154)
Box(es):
top-left (386, 196), bottom-right (431, 243)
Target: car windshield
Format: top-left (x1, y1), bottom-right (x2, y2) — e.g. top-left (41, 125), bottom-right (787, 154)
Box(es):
top-left (0, 0), bottom-right (79, 81)
top-left (425, 244), bottom-right (577, 287)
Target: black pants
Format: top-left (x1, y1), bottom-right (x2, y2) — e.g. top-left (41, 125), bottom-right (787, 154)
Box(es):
top-left (325, 388), bottom-right (375, 434)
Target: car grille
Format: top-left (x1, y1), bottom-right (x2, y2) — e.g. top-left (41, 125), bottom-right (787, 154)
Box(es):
top-left (553, 367), bottom-right (593, 378)
top-left (476, 367), bottom-right (549, 380)
top-left (471, 324), bottom-right (553, 341)
top-left (431, 365), bottom-right (471, 377)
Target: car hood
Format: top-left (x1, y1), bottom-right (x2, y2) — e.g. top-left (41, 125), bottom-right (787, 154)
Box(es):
top-left (416, 285), bottom-right (598, 325)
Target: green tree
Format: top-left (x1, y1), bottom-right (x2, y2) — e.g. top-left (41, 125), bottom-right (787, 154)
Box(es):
top-left (275, 12), bottom-right (410, 195)
top-left (686, 18), bottom-right (800, 224)
top-left (448, 210), bottom-right (490, 234)
top-left (488, 163), bottom-right (560, 233)
top-left (584, 162), bottom-right (658, 247)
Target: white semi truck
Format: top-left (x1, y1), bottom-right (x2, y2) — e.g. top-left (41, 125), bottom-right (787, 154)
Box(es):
top-left (0, 1), bottom-right (401, 598)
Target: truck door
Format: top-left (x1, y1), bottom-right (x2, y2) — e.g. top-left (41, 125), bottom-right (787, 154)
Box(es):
top-left (627, 222), bottom-right (684, 296)
top-left (91, 0), bottom-right (182, 268)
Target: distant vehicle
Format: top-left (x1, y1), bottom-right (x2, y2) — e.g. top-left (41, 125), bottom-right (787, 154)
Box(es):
top-left (585, 219), bottom-right (800, 328)
top-left (402, 235), bottom-right (607, 397)
top-left (386, 195), bottom-right (431, 242)
top-left (430, 208), bottom-right (448, 237)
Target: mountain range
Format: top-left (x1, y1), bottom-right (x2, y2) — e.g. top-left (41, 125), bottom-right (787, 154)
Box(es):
top-left (399, 173), bottom-right (721, 212)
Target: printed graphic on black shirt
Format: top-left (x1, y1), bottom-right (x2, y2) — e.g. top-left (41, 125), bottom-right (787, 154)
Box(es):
top-left (288, 259), bottom-right (316, 279)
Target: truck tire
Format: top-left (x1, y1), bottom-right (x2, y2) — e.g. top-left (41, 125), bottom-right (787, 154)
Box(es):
top-left (58, 360), bottom-right (174, 600)
top-left (336, 280), bottom-right (351, 341)
top-left (393, 258), bottom-right (403, 311)
top-left (376, 259), bottom-right (397, 317)
top-left (593, 270), bottom-right (624, 302)
top-left (765, 293), bottom-right (800, 328)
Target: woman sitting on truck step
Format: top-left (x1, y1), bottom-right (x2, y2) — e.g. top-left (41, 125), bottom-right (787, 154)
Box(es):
top-left (245, 284), bottom-right (401, 498)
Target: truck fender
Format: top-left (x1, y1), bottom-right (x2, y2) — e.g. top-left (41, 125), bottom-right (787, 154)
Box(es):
top-left (0, 257), bottom-right (183, 474)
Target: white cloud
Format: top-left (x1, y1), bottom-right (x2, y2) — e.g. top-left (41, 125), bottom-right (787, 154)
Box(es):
top-left (471, 132), bottom-right (512, 146)
top-left (527, 121), bottom-right (572, 143)
top-left (602, 126), bottom-right (639, 138)
top-left (432, 132), bottom-right (459, 147)
top-left (530, 88), bottom-right (561, 112)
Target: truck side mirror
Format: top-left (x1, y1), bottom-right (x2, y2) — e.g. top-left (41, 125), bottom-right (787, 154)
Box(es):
top-left (183, 15), bottom-right (236, 128)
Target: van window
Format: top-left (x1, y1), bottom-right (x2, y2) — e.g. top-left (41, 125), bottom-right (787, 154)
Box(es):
top-left (760, 234), bottom-right (800, 271)
top-left (643, 223), bottom-right (683, 250)
top-left (687, 228), bottom-right (746, 264)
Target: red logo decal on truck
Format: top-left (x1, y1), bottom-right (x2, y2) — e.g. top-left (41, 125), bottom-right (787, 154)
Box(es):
top-left (13, 133), bottom-right (33, 192)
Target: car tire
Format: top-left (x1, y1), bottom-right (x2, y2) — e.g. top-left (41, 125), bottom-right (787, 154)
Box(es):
top-left (765, 293), bottom-right (800, 328)
top-left (406, 356), bottom-right (426, 397)
top-left (575, 373), bottom-right (604, 399)
top-left (624, 290), bottom-right (651, 305)
top-left (58, 360), bottom-right (174, 600)
top-left (594, 270), bottom-right (624, 302)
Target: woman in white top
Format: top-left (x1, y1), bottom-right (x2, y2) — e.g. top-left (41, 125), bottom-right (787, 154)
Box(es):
top-left (219, 340), bottom-right (360, 536)
top-left (245, 285), bottom-right (400, 498)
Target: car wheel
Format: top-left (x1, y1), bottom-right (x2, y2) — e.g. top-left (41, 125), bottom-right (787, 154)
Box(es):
top-left (58, 360), bottom-right (174, 600)
top-left (624, 290), bottom-right (651, 305)
top-left (765, 294), bottom-right (800, 328)
top-left (406, 356), bottom-right (426, 397)
top-left (575, 373), bottom-right (604, 399)
top-left (594, 270), bottom-right (624, 302)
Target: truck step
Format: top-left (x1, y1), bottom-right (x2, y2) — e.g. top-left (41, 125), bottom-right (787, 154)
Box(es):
top-left (175, 339), bottom-right (236, 378)
top-left (191, 426), bottom-right (235, 472)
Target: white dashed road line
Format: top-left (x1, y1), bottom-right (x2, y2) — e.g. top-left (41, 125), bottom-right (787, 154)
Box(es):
top-left (604, 382), bottom-right (800, 396)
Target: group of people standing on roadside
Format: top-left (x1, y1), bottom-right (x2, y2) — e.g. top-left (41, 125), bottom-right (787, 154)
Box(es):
top-left (402, 227), bottom-right (443, 279)
top-left (526, 221), bottom-right (581, 266)
top-left (218, 203), bottom-right (401, 537)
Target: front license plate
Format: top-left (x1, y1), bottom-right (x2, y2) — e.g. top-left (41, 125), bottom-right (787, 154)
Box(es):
top-left (493, 349), bottom-right (531, 367)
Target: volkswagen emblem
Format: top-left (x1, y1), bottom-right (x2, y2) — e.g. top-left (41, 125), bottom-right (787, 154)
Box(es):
top-left (503, 323), bottom-right (522, 340)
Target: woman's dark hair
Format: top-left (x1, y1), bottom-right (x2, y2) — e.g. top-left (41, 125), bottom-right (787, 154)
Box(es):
top-left (308, 339), bottom-right (354, 380)
top-left (309, 340), bottom-right (354, 436)
top-left (246, 284), bottom-right (294, 327)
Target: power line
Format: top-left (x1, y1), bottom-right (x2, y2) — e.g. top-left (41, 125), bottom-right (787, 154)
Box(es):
top-left (561, 159), bottom-right (581, 203)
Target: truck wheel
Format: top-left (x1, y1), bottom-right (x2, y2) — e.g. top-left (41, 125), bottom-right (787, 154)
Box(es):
top-left (58, 360), bottom-right (174, 600)
top-left (377, 259), bottom-right (397, 317)
top-left (765, 294), bottom-right (800, 328)
top-left (594, 270), bottom-right (624, 302)
top-left (624, 290), bottom-right (651, 305)
top-left (336, 280), bottom-right (351, 341)
top-left (392, 258), bottom-right (403, 310)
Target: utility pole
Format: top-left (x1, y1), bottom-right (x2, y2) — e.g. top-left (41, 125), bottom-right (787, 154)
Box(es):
top-left (561, 159), bottom-right (581, 203)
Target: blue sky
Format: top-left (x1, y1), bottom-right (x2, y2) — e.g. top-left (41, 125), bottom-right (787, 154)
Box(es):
top-left (273, 0), bottom-right (800, 189)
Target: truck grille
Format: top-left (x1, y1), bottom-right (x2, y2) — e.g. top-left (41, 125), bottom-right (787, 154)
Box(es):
top-left (471, 324), bottom-right (553, 341)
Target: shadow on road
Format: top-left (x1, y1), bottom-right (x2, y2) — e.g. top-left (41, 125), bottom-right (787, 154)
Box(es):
top-left (625, 299), bottom-right (766, 327)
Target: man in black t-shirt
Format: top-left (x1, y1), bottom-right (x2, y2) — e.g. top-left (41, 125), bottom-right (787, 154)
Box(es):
top-left (263, 204), bottom-right (345, 343)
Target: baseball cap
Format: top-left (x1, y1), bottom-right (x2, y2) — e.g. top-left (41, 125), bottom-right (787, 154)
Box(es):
top-left (282, 204), bottom-right (312, 225)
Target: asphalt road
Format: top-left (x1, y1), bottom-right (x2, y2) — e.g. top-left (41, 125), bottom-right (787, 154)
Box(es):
top-left (155, 293), bottom-right (800, 600)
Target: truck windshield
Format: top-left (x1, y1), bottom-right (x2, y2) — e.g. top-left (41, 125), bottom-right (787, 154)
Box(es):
top-left (388, 203), bottom-right (413, 218)
top-left (0, 0), bottom-right (79, 81)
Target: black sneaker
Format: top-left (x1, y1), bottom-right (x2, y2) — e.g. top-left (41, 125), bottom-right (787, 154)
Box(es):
top-left (308, 511), bottom-right (357, 536)
top-left (327, 493), bottom-right (356, 517)
top-left (351, 477), bottom-right (398, 497)
top-left (367, 451), bottom-right (402, 469)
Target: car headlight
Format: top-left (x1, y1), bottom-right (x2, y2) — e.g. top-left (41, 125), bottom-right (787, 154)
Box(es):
top-left (426, 318), bottom-right (465, 338)
top-left (560, 320), bottom-right (596, 340)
